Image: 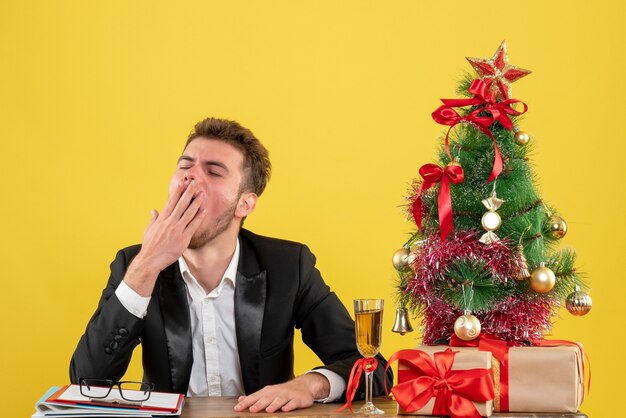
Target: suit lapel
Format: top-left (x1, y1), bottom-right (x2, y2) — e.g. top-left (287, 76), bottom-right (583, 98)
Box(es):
top-left (235, 235), bottom-right (267, 394)
top-left (158, 262), bottom-right (193, 394)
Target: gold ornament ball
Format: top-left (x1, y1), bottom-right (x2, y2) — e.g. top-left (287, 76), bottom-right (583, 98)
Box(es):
top-left (566, 290), bottom-right (592, 316)
top-left (481, 211), bottom-right (502, 231)
top-left (392, 248), bottom-right (411, 271)
top-left (454, 314), bottom-right (482, 341)
top-left (406, 252), bottom-right (418, 272)
top-left (514, 131), bottom-right (530, 145)
top-left (530, 264), bottom-right (556, 293)
top-left (547, 215), bottom-right (568, 239)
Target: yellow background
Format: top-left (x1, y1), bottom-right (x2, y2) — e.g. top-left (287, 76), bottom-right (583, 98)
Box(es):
top-left (1, 1), bottom-right (622, 416)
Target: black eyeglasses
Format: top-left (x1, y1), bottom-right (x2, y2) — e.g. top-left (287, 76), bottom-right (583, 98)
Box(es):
top-left (79, 378), bottom-right (155, 403)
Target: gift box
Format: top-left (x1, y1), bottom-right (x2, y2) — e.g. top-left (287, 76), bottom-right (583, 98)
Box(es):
top-left (391, 347), bottom-right (494, 417)
top-left (500, 344), bottom-right (584, 413)
top-left (445, 337), bottom-right (586, 413)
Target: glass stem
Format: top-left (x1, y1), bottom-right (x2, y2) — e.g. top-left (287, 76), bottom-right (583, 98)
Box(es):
top-left (364, 370), bottom-right (373, 406)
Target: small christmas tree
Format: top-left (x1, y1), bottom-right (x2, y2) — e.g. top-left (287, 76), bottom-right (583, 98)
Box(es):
top-left (392, 41), bottom-right (592, 345)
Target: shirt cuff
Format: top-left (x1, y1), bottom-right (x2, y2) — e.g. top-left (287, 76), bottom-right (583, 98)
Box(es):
top-left (306, 369), bottom-right (346, 403)
top-left (115, 281), bottom-right (151, 319)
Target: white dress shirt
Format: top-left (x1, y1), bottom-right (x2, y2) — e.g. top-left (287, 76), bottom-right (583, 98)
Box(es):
top-left (177, 242), bottom-right (244, 396)
top-left (115, 240), bottom-right (345, 401)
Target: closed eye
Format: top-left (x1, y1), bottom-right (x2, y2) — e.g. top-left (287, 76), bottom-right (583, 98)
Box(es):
top-left (205, 161), bottom-right (228, 177)
top-left (177, 155), bottom-right (195, 169)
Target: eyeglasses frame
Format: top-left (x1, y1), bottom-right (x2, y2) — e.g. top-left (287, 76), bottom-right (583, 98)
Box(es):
top-left (78, 378), bottom-right (155, 402)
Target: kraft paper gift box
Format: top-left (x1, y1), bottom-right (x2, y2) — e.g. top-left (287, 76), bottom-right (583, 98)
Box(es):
top-left (498, 344), bottom-right (585, 413)
top-left (393, 346), bottom-right (494, 417)
top-left (438, 340), bottom-right (586, 413)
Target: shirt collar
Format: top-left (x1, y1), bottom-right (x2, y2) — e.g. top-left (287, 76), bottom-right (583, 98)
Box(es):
top-left (178, 239), bottom-right (240, 298)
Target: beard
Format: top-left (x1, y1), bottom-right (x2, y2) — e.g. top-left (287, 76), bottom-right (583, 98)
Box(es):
top-left (187, 198), bottom-right (239, 249)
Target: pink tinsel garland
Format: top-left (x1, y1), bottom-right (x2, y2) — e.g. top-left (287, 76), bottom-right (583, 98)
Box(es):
top-left (405, 230), bottom-right (555, 344)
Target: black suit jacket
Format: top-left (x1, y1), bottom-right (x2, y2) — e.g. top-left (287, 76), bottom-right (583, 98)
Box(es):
top-left (70, 229), bottom-right (392, 398)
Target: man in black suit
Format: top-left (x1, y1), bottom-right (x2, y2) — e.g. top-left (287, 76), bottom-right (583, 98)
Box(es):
top-left (70, 117), bottom-right (391, 413)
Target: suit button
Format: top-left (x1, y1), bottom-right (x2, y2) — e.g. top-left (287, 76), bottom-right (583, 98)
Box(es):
top-left (114, 335), bottom-right (123, 341)
top-left (110, 341), bottom-right (119, 350)
top-left (105, 348), bottom-right (113, 355)
top-left (118, 328), bottom-right (128, 336)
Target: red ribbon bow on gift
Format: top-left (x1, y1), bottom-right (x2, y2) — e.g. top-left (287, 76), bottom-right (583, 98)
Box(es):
top-left (412, 162), bottom-right (465, 241)
top-left (432, 79), bottom-right (528, 183)
top-left (335, 357), bottom-right (378, 412)
top-left (385, 348), bottom-right (494, 418)
top-left (450, 333), bottom-right (513, 411)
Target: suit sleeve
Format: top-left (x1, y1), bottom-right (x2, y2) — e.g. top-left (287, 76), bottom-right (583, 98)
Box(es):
top-left (69, 249), bottom-right (145, 383)
top-left (294, 245), bottom-right (393, 400)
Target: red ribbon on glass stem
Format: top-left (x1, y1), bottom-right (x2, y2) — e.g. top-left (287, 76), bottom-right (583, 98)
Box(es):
top-left (431, 79), bottom-right (528, 183)
top-left (412, 162), bottom-right (464, 241)
top-left (385, 348), bottom-right (494, 418)
top-left (335, 357), bottom-right (378, 412)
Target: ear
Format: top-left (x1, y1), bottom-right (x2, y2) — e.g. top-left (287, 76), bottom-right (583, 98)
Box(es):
top-left (235, 192), bottom-right (257, 219)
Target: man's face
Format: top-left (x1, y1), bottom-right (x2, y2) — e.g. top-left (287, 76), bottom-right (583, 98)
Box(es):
top-left (169, 137), bottom-right (254, 249)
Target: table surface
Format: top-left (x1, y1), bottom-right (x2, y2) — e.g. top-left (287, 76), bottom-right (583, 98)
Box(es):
top-left (181, 397), bottom-right (588, 418)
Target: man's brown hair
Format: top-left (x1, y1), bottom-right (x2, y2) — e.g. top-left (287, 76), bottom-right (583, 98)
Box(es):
top-left (186, 117), bottom-right (271, 196)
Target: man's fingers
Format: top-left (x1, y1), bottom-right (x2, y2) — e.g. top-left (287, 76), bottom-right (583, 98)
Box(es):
top-left (233, 393), bottom-right (260, 412)
top-left (249, 397), bottom-right (272, 413)
top-left (184, 207), bottom-right (206, 238)
top-left (149, 209), bottom-right (159, 225)
top-left (160, 178), bottom-right (187, 218)
top-left (170, 180), bottom-right (200, 221)
top-left (233, 382), bottom-right (313, 413)
top-left (179, 191), bottom-right (204, 227)
top-left (234, 388), bottom-right (274, 412)
top-left (280, 399), bottom-right (301, 412)
top-left (142, 210), bottom-right (160, 239)
top-left (265, 396), bottom-right (290, 413)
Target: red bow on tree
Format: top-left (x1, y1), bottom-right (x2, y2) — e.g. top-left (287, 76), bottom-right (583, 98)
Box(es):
top-left (432, 79), bottom-right (528, 182)
top-left (465, 78), bottom-right (528, 131)
top-left (412, 162), bottom-right (464, 241)
top-left (386, 348), bottom-right (494, 418)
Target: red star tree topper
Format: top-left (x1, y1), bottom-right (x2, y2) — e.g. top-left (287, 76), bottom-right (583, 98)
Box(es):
top-left (466, 40), bottom-right (531, 100)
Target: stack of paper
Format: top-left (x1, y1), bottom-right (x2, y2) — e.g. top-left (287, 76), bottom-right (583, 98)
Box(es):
top-left (33, 385), bottom-right (184, 417)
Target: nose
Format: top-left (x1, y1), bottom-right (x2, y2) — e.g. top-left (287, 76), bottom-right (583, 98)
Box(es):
top-left (183, 164), bottom-right (202, 183)
top-left (183, 171), bottom-right (195, 182)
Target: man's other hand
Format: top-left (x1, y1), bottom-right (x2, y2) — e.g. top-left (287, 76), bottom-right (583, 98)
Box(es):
top-left (233, 373), bottom-right (330, 413)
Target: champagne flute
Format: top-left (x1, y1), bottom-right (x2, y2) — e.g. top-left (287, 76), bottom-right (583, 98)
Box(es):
top-left (354, 299), bottom-right (384, 415)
